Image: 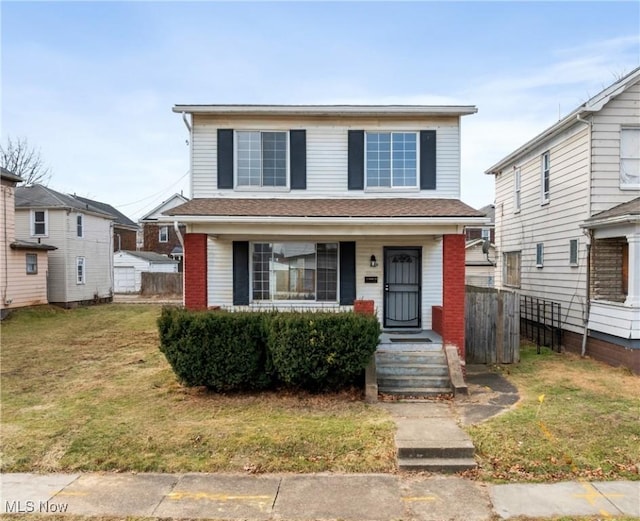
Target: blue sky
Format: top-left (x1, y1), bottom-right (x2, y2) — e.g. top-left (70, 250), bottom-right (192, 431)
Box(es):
top-left (2, 1), bottom-right (639, 219)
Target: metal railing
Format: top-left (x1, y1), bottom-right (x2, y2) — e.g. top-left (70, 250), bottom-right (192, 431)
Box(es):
top-left (520, 295), bottom-right (562, 353)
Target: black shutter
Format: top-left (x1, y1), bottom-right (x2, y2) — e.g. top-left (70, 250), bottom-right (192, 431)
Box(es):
top-left (289, 130), bottom-right (306, 190)
top-left (218, 129), bottom-right (234, 189)
top-left (339, 241), bottom-right (356, 305)
top-left (348, 130), bottom-right (364, 190)
top-left (232, 241), bottom-right (249, 305)
top-left (420, 130), bottom-right (437, 190)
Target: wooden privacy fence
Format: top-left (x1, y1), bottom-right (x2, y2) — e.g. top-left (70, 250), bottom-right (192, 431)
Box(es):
top-left (141, 272), bottom-right (183, 296)
top-left (465, 285), bottom-right (520, 364)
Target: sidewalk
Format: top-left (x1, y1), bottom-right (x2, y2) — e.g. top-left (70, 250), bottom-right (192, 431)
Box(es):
top-left (1, 472), bottom-right (638, 520)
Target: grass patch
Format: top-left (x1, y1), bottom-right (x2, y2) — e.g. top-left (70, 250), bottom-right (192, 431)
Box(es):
top-left (467, 343), bottom-right (640, 483)
top-left (1, 304), bottom-right (395, 473)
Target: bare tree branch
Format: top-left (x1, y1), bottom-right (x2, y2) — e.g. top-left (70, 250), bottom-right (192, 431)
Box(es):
top-left (0, 136), bottom-right (52, 186)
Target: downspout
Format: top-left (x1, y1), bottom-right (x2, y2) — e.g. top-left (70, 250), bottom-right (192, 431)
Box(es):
top-left (576, 112), bottom-right (592, 357)
top-left (3, 186), bottom-right (9, 304)
top-left (182, 111), bottom-right (193, 199)
top-left (174, 220), bottom-right (185, 304)
top-left (173, 221), bottom-right (185, 251)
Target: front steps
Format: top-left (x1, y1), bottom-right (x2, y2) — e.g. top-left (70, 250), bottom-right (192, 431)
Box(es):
top-left (376, 342), bottom-right (453, 398)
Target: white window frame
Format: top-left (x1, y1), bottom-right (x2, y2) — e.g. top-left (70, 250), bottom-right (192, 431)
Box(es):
top-left (569, 239), bottom-right (579, 266)
top-left (158, 225), bottom-right (169, 243)
top-left (26, 253), bottom-right (38, 275)
top-left (76, 256), bottom-right (86, 285)
top-left (76, 214), bottom-right (84, 238)
top-left (620, 127), bottom-right (640, 190)
top-left (503, 251), bottom-right (521, 288)
top-left (365, 131), bottom-right (420, 190)
top-left (541, 151), bottom-right (550, 204)
top-left (234, 130), bottom-right (290, 190)
top-left (250, 242), bottom-right (339, 303)
top-left (31, 210), bottom-right (48, 237)
top-left (514, 168), bottom-right (521, 212)
top-left (536, 243), bottom-right (544, 268)
top-left (481, 228), bottom-right (491, 241)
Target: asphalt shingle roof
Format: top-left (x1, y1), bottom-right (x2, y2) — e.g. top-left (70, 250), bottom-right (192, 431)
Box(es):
top-left (585, 197), bottom-right (640, 222)
top-left (15, 185), bottom-right (113, 219)
top-left (119, 250), bottom-right (178, 263)
top-left (73, 195), bottom-right (138, 228)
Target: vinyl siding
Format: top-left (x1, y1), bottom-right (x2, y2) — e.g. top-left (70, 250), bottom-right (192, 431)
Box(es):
top-left (191, 115), bottom-right (461, 199)
top-left (207, 235), bottom-right (443, 328)
top-left (0, 248), bottom-right (49, 310)
top-left (590, 83), bottom-right (640, 214)
top-left (114, 252), bottom-right (178, 292)
top-left (15, 209), bottom-right (113, 303)
top-left (494, 125), bottom-right (590, 334)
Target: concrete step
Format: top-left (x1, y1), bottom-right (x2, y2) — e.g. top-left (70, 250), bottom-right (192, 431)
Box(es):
top-left (398, 440), bottom-right (475, 459)
top-left (376, 352), bottom-right (446, 365)
top-left (377, 342), bottom-right (443, 352)
top-left (376, 363), bottom-right (449, 377)
top-left (378, 386), bottom-right (453, 398)
top-left (398, 457), bottom-right (477, 473)
top-left (378, 375), bottom-right (451, 389)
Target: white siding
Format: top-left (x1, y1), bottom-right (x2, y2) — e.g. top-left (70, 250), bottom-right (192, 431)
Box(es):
top-left (494, 125), bottom-right (591, 334)
top-left (114, 251), bottom-right (178, 292)
top-left (207, 235), bottom-right (443, 329)
top-left (191, 115), bottom-right (461, 200)
top-left (588, 301), bottom-right (640, 339)
top-left (590, 83), bottom-right (640, 214)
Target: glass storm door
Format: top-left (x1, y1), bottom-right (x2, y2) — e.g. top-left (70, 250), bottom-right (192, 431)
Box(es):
top-left (383, 247), bottom-right (421, 328)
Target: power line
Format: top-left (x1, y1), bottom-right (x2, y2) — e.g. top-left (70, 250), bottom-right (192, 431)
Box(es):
top-left (116, 170), bottom-right (189, 208)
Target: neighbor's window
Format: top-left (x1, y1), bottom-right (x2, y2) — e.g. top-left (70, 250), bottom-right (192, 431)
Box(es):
top-left (26, 254), bottom-right (38, 275)
top-left (159, 226), bottom-right (169, 243)
top-left (236, 131), bottom-right (287, 187)
top-left (541, 151), bottom-right (550, 204)
top-left (536, 243), bottom-right (544, 268)
top-left (76, 214), bottom-right (83, 238)
top-left (503, 251), bottom-right (521, 288)
top-left (76, 256), bottom-right (85, 284)
top-left (32, 210), bottom-right (47, 236)
top-left (620, 128), bottom-right (640, 188)
top-left (252, 242), bottom-right (338, 302)
top-left (514, 168), bottom-right (521, 211)
top-left (366, 132), bottom-right (417, 188)
top-left (481, 228), bottom-right (491, 241)
top-left (569, 239), bottom-right (579, 266)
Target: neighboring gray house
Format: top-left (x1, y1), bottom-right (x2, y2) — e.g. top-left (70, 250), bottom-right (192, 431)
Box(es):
top-left (15, 185), bottom-right (114, 307)
top-left (74, 195), bottom-right (139, 252)
top-left (113, 250), bottom-right (179, 293)
top-left (487, 66), bottom-right (640, 373)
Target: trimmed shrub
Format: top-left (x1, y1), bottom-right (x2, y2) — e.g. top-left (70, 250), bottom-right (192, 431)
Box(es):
top-left (267, 312), bottom-right (380, 391)
top-left (158, 307), bottom-right (272, 391)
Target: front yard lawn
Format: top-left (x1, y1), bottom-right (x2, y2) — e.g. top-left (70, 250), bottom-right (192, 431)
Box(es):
top-left (1, 305), bottom-right (396, 473)
top-left (466, 344), bottom-right (640, 483)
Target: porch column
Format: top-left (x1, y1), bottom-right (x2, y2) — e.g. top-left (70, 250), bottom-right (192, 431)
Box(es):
top-left (625, 233), bottom-right (640, 307)
top-left (442, 234), bottom-right (466, 361)
top-left (184, 233), bottom-right (208, 310)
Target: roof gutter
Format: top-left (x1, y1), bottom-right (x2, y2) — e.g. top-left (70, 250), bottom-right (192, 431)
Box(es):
top-left (159, 215), bottom-right (489, 226)
top-left (172, 105), bottom-right (478, 117)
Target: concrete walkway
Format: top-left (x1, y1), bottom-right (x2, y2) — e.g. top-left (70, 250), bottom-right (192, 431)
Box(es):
top-left (2, 472), bottom-right (638, 520)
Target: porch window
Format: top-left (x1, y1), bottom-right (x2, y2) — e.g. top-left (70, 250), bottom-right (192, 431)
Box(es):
top-left (26, 254), bottom-right (37, 275)
top-left (366, 132), bottom-right (417, 188)
top-left (251, 242), bottom-right (338, 302)
top-left (620, 128), bottom-right (640, 189)
top-left (236, 131), bottom-right (288, 188)
top-left (591, 237), bottom-right (627, 303)
top-left (503, 251), bottom-right (521, 288)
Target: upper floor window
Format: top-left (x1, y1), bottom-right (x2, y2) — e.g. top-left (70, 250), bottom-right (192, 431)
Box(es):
top-left (569, 239), bottom-right (579, 266)
top-left (26, 253), bottom-right (38, 275)
top-left (503, 251), bottom-right (521, 288)
top-left (514, 168), bottom-right (521, 212)
top-left (366, 132), bottom-right (417, 188)
top-left (159, 226), bottom-right (169, 243)
top-left (236, 131), bottom-right (287, 188)
top-left (620, 128), bottom-right (640, 189)
top-left (541, 151), bottom-right (550, 204)
top-left (76, 214), bottom-right (83, 238)
top-left (76, 256), bottom-right (85, 285)
top-left (31, 210), bottom-right (47, 236)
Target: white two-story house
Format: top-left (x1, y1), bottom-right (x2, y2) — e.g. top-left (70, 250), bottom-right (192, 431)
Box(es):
top-left (166, 105), bottom-right (485, 360)
top-left (487, 67), bottom-right (640, 374)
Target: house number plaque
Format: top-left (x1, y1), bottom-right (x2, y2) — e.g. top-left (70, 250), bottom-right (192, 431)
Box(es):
top-left (364, 276), bottom-right (378, 283)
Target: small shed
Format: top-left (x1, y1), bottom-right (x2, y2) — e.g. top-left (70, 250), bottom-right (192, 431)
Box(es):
top-left (113, 250), bottom-right (179, 293)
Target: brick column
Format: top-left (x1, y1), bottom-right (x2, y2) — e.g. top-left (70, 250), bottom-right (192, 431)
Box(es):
top-left (184, 233), bottom-right (208, 310)
top-left (442, 234), bottom-right (466, 361)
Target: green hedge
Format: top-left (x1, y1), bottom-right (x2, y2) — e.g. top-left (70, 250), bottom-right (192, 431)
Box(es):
top-left (158, 307), bottom-right (380, 392)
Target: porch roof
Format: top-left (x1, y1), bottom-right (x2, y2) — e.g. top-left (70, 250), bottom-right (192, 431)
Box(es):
top-left (582, 197), bottom-right (640, 229)
top-left (165, 198), bottom-right (485, 223)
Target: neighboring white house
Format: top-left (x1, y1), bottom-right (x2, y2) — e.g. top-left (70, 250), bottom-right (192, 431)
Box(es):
top-left (487, 66), bottom-right (640, 373)
top-left (465, 204), bottom-right (496, 287)
top-left (1, 168), bottom-right (56, 318)
top-left (14, 184), bottom-right (114, 307)
top-left (163, 104), bottom-right (486, 361)
top-left (113, 250), bottom-right (179, 293)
